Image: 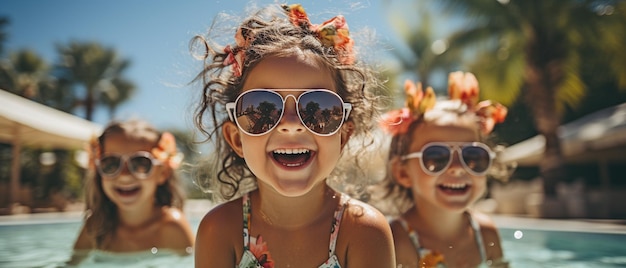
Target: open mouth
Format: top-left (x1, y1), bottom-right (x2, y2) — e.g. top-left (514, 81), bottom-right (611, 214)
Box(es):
top-left (437, 182), bottom-right (470, 194)
top-left (272, 148), bottom-right (312, 167)
top-left (115, 185), bottom-right (141, 197)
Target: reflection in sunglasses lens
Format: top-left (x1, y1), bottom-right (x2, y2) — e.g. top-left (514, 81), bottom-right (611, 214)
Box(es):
top-left (234, 90), bottom-right (345, 136)
top-left (100, 156), bottom-right (121, 175)
top-left (299, 91), bottom-right (343, 135)
top-left (422, 145), bottom-right (451, 173)
top-left (462, 147), bottom-right (490, 173)
top-left (130, 156), bottom-right (153, 175)
top-left (235, 91), bottom-right (283, 135)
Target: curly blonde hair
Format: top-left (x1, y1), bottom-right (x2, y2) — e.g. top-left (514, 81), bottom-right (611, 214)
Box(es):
top-left (190, 4), bottom-right (386, 202)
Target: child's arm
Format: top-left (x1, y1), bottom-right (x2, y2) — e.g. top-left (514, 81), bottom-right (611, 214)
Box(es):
top-left (342, 200), bottom-right (396, 267)
top-left (194, 201), bottom-right (241, 267)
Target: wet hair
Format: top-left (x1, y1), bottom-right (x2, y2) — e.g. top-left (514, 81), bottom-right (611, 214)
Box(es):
top-left (83, 119), bottom-right (186, 247)
top-left (372, 100), bottom-right (513, 216)
top-left (190, 4), bottom-right (385, 202)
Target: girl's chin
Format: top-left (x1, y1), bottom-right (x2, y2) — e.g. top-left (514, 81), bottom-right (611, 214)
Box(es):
top-left (260, 177), bottom-right (322, 197)
top-left (435, 194), bottom-right (475, 211)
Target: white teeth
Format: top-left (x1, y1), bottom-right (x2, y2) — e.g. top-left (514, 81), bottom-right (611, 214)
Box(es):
top-left (117, 185), bottom-right (140, 191)
top-left (273, 148), bottom-right (310, 154)
top-left (440, 183), bottom-right (468, 189)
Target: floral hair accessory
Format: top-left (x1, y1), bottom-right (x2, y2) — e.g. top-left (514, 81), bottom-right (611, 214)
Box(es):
top-left (380, 71), bottom-right (507, 136)
top-left (151, 132), bottom-right (184, 170)
top-left (223, 27), bottom-right (250, 77)
top-left (448, 71), bottom-right (479, 108)
top-left (282, 4), bottom-right (355, 65)
top-left (475, 100), bottom-right (508, 134)
top-left (379, 80), bottom-right (436, 135)
top-left (223, 45), bottom-right (244, 77)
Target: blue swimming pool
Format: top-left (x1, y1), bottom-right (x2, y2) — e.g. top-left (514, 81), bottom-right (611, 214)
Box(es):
top-left (1, 214), bottom-right (625, 267)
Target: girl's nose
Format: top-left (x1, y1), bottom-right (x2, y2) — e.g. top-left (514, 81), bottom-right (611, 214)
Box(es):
top-left (446, 152), bottom-right (465, 176)
top-left (277, 95), bottom-right (305, 134)
top-left (117, 160), bottom-right (135, 180)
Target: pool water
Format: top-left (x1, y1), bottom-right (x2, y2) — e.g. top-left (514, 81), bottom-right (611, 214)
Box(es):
top-left (499, 228), bottom-right (626, 267)
top-left (1, 217), bottom-right (625, 267)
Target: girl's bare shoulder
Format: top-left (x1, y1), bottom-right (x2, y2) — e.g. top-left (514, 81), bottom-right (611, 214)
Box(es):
top-left (339, 198), bottom-right (396, 267)
top-left (195, 197), bottom-right (244, 242)
top-left (343, 198), bottom-right (390, 226)
top-left (194, 197), bottom-right (243, 267)
top-left (471, 210), bottom-right (500, 236)
top-left (158, 207), bottom-right (195, 251)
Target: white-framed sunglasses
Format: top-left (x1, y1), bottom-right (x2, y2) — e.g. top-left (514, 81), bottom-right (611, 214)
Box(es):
top-left (225, 89), bottom-right (352, 136)
top-left (96, 151), bottom-right (162, 179)
top-left (401, 142), bottom-right (495, 176)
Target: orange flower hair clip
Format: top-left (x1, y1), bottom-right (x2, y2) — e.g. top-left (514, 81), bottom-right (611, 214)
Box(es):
top-left (380, 71), bottom-right (508, 136)
top-left (447, 71), bottom-right (508, 134)
top-left (379, 79), bottom-right (436, 135)
top-left (223, 27), bottom-right (251, 77)
top-left (151, 132), bottom-right (184, 170)
top-left (282, 4), bottom-right (355, 65)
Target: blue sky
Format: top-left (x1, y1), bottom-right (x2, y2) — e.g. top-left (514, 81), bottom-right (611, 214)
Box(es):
top-left (2, 0), bottom-right (455, 131)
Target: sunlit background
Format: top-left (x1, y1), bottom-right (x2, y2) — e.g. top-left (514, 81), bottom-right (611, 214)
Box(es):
top-left (2, 0), bottom-right (626, 267)
top-left (1, 0), bottom-right (626, 249)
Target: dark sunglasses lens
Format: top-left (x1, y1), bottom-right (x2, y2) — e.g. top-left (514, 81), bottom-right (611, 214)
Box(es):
top-left (422, 145), bottom-right (451, 173)
top-left (129, 156), bottom-right (154, 177)
top-left (99, 156), bottom-right (122, 176)
top-left (298, 91), bottom-right (344, 135)
top-left (462, 146), bottom-right (491, 173)
top-left (235, 91), bottom-right (283, 135)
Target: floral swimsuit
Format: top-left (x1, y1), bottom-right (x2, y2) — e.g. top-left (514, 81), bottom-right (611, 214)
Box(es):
top-left (398, 211), bottom-right (487, 268)
top-left (237, 193), bottom-right (347, 268)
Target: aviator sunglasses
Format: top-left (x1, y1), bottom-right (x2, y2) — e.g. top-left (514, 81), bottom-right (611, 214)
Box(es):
top-left (226, 89), bottom-right (352, 136)
top-left (400, 142), bottom-right (495, 176)
top-left (96, 151), bottom-right (162, 179)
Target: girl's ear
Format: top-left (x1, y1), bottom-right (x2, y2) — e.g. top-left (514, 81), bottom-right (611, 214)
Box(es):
top-left (340, 121), bottom-right (354, 149)
top-left (391, 157), bottom-right (413, 188)
top-left (223, 121), bottom-right (245, 157)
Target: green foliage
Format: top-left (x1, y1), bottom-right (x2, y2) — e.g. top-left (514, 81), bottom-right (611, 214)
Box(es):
top-left (55, 41), bottom-right (136, 121)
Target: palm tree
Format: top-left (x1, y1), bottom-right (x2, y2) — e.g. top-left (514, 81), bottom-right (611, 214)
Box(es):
top-left (0, 17), bottom-right (9, 57)
top-left (99, 77), bottom-right (136, 119)
top-left (55, 41), bottom-right (134, 121)
top-left (0, 50), bottom-right (50, 100)
top-left (382, 1), bottom-right (463, 95)
top-left (431, 0), bottom-right (626, 204)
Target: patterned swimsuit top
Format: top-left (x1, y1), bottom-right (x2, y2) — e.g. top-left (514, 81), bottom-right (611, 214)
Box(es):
top-left (237, 192), bottom-right (347, 268)
top-left (398, 211), bottom-right (487, 268)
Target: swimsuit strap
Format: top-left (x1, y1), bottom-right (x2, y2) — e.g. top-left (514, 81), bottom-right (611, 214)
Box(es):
top-left (242, 193), bottom-right (252, 250)
top-left (328, 194), bottom-right (348, 257)
top-left (466, 211), bottom-right (487, 263)
top-left (398, 218), bottom-right (421, 251)
top-left (399, 212), bottom-right (487, 263)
